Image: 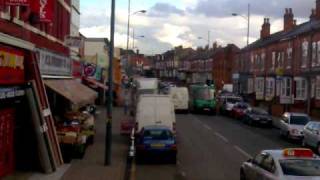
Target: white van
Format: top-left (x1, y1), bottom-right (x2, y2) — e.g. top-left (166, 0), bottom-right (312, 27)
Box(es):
top-left (169, 87), bottom-right (189, 112)
top-left (135, 95), bottom-right (176, 133)
top-left (135, 78), bottom-right (158, 95)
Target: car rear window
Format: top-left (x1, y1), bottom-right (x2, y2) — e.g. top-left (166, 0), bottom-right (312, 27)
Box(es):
top-left (280, 159), bottom-right (320, 176)
top-left (290, 116), bottom-right (309, 125)
top-left (143, 129), bottom-right (173, 140)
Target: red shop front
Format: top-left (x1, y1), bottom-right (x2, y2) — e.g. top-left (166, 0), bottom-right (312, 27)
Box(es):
top-left (0, 43), bottom-right (62, 178)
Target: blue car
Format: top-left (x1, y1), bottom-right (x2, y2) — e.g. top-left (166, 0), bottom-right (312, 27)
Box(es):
top-left (136, 125), bottom-right (177, 163)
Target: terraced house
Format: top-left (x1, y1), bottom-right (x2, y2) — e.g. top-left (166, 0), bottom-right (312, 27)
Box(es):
top-left (234, 0), bottom-right (320, 118)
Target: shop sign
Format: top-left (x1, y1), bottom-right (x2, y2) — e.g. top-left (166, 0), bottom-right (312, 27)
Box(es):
top-left (83, 63), bottom-right (103, 81)
top-left (5, 0), bottom-right (30, 6)
top-left (37, 49), bottom-right (72, 76)
top-left (0, 87), bottom-right (25, 99)
top-left (31, 0), bottom-right (54, 23)
top-left (0, 47), bottom-right (25, 84)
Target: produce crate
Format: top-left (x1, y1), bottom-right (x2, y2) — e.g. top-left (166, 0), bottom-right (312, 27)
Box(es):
top-left (0, 108), bottom-right (15, 178)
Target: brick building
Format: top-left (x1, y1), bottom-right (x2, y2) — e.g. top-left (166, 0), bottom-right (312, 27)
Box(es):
top-left (234, 0), bottom-right (320, 117)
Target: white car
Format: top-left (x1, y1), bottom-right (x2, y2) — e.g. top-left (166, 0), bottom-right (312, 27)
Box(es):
top-left (303, 121), bottom-right (320, 154)
top-left (241, 148), bottom-right (320, 180)
top-left (279, 112), bottom-right (310, 140)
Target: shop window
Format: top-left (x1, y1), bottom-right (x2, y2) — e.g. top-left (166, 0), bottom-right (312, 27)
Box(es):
top-left (302, 40), bottom-right (309, 68)
top-left (295, 78), bottom-right (307, 100)
top-left (312, 42), bottom-right (317, 67)
top-left (287, 48), bottom-right (292, 69)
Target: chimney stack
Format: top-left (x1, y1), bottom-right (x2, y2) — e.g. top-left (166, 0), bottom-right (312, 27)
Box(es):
top-left (284, 8), bottom-right (294, 32)
top-left (260, 18), bottom-right (271, 39)
top-left (316, 0), bottom-right (320, 19)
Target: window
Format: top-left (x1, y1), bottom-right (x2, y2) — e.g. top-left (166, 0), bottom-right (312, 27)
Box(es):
top-left (281, 78), bottom-right (292, 97)
top-left (295, 78), bottom-right (307, 100)
top-left (312, 42), bottom-right (317, 67)
top-left (261, 53), bottom-right (265, 71)
top-left (255, 78), bottom-right (264, 94)
top-left (280, 160), bottom-right (320, 176)
top-left (272, 52), bottom-right (276, 71)
top-left (316, 77), bottom-right (320, 100)
top-left (302, 40), bottom-right (309, 68)
top-left (287, 48), bottom-right (292, 69)
top-left (266, 78), bottom-right (275, 99)
top-left (251, 54), bottom-right (254, 72)
top-left (277, 52), bottom-right (281, 68)
top-left (317, 41), bottom-right (320, 66)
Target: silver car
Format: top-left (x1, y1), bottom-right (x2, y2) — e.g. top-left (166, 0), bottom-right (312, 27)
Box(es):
top-left (303, 121), bottom-right (320, 154)
top-left (279, 112), bottom-right (310, 140)
top-left (240, 148), bottom-right (320, 180)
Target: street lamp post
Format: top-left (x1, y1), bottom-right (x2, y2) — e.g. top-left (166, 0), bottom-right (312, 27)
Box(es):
top-left (232, 3), bottom-right (251, 45)
top-left (105, 0), bottom-right (115, 166)
top-left (126, 5), bottom-right (146, 75)
top-left (132, 28), bottom-right (145, 50)
top-left (198, 30), bottom-right (211, 48)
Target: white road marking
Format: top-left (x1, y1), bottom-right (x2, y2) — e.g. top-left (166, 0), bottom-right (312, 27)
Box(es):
top-left (203, 124), bottom-right (212, 130)
top-left (234, 145), bottom-right (252, 159)
top-left (214, 132), bottom-right (229, 143)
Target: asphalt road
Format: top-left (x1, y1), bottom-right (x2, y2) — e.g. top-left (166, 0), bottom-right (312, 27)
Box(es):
top-left (134, 114), bottom-right (298, 180)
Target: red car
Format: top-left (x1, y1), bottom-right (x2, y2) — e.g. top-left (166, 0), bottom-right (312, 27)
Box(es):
top-left (231, 102), bottom-right (250, 119)
top-left (120, 117), bottom-right (135, 135)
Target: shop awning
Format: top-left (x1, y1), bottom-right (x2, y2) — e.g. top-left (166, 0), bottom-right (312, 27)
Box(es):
top-left (44, 79), bottom-right (98, 108)
top-left (83, 77), bottom-right (109, 90)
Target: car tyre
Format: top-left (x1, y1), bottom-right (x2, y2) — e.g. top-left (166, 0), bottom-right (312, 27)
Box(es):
top-left (317, 143), bottom-right (320, 155)
top-left (240, 169), bottom-right (246, 180)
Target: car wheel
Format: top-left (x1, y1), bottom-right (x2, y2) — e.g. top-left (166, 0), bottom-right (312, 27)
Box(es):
top-left (317, 143), bottom-right (320, 155)
top-left (240, 169), bottom-right (246, 180)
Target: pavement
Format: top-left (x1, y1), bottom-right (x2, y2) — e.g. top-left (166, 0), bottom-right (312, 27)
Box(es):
top-left (60, 107), bottom-right (129, 180)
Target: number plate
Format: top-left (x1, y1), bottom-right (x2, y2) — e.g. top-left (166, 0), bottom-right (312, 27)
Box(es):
top-left (151, 144), bottom-right (165, 148)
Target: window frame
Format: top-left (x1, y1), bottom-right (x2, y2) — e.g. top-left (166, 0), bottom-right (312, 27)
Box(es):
top-left (295, 78), bottom-right (308, 100)
top-left (301, 40), bottom-right (309, 68)
top-left (287, 47), bottom-right (293, 69)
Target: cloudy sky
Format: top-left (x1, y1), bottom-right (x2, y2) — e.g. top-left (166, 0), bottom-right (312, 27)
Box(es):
top-left (80, 0), bottom-right (315, 55)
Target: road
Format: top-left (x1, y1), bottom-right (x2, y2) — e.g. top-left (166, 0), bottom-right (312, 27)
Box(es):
top-left (134, 114), bottom-right (297, 180)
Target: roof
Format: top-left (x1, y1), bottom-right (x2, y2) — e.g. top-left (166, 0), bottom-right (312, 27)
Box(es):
top-left (242, 19), bottom-right (320, 51)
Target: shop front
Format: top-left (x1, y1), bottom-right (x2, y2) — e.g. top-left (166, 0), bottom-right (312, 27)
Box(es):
top-left (37, 48), bottom-right (98, 163)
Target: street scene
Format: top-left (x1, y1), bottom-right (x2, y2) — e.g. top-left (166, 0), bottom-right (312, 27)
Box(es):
top-left (3, 0), bottom-right (320, 180)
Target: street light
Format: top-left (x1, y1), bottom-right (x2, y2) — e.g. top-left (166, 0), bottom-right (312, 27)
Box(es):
top-left (197, 30), bottom-right (211, 48)
top-left (132, 28), bottom-right (145, 49)
top-left (232, 3), bottom-right (250, 45)
top-left (126, 1), bottom-right (146, 75)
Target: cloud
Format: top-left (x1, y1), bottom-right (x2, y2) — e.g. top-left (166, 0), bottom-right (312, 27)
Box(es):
top-left (190, 0), bottom-right (314, 19)
top-left (148, 3), bottom-right (185, 17)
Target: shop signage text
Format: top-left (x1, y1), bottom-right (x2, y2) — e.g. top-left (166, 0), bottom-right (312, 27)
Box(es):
top-left (0, 87), bottom-right (25, 99)
top-left (37, 49), bottom-right (72, 76)
top-left (0, 47), bottom-right (25, 84)
top-left (31, 0), bottom-right (54, 22)
top-left (5, 0), bottom-right (30, 6)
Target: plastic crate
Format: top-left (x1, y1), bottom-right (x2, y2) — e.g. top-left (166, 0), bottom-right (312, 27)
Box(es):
top-left (0, 108), bottom-right (15, 178)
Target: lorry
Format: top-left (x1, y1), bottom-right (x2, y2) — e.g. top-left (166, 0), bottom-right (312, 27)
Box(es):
top-left (189, 84), bottom-right (216, 115)
top-left (135, 95), bottom-right (176, 134)
top-left (169, 87), bottom-right (189, 113)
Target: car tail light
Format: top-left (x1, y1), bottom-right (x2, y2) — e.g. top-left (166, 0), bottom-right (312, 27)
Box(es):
top-left (171, 144), bottom-right (177, 150)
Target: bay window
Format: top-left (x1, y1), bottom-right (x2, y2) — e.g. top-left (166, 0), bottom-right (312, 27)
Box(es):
top-left (281, 78), bottom-right (292, 97)
top-left (265, 78), bottom-right (275, 100)
top-left (295, 77), bottom-right (307, 100)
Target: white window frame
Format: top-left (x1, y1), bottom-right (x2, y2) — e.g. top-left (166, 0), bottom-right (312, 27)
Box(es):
top-left (316, 76), bottom-right (320, 100)
top-left (272, 51), bottom-right (276, 71)
top-left (281, 78), bottom-right (292, 98)
top-left (295, 77), bottom-right (307, 101)
top-left (265, 78), bottom-right (275, 99)
top-left (287, 48), bottom-right (292, 69)
top-left (312, 42), bottom-right (317, 67)
top-left (302, 40), bottom-right (309, 68)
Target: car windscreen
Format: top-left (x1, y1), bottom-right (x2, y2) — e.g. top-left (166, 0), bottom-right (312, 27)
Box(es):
top-left (195, 88), bottom-right (213, 100)
top-left (290, 116), bottom-right (310, 125)
top-left (143, 129), bottom-right (173, 140)
top-left (280, 159), bottom-right (320, 176)
top-left (226, 98), bottom-right (242, 104)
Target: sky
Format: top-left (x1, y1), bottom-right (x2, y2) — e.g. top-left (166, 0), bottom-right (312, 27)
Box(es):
top-left (80, 0), bottom-right (315, 55)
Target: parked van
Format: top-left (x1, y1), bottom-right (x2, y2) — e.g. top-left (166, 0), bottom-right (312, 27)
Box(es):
top-left (135, 78), bottom-right (158, 95)
top-left (135, 95), bottom-right (176, 133)
top-left (169, 87), bottom-right (189, 113)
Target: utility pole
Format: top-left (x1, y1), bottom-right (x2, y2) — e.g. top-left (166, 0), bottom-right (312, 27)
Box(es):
top-left (105, 0), bottom-right (115, 166)
top-left (247, 4), bottom-right (250, 46)
top-left (126, 0), bottom-right (131, 75)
